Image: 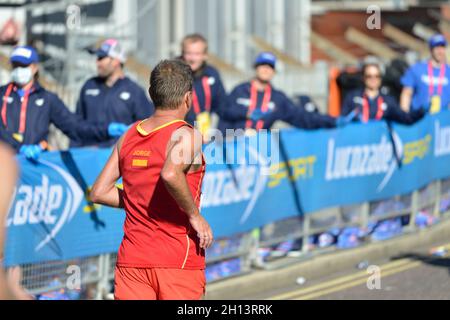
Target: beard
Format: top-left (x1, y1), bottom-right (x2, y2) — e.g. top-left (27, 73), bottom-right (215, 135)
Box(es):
top-left (98, 69), bottom-right (113, 80)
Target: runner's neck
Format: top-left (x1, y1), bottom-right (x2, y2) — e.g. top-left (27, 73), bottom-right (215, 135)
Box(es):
top-left (139, 111), bottom-right (185, 134)
top-left (150, 109), bottom-right (186, 124)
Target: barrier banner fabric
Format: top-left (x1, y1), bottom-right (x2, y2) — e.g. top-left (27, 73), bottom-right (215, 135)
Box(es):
top-left (5, 112), bottom-right (450, 266)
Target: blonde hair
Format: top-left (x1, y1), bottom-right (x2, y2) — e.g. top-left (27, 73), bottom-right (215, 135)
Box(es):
top-left (181, 34), bottom-right (208, 54)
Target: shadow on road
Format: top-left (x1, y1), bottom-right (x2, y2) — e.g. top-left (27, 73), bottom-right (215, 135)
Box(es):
top-left (391, 253), bottom-right (450, 275)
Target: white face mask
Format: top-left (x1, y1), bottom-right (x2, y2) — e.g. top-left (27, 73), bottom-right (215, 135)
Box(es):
top-left (11, 67), bottom-right (33, 86)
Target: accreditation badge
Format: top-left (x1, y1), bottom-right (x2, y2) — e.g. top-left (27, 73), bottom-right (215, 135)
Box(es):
top-left (196, 112), bottom-right (212, 137)
top-left (13, 133), bottom-right (23, 143)
top-left (430, 95), bottom-right (442, 114)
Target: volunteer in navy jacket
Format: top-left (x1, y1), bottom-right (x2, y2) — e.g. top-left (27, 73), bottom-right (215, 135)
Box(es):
top-left (342, 63), bottom-right (425, 124)
top-left (180, 34), bottom-right (228, 136)
top-left (223, 52), bottom-right (338, 132)
top-left (0, 46), bottom-right (127, 161)
top-left (70, 39), bottom-right (154, 148)
top-left (400, 34), bottom-right (450, 114)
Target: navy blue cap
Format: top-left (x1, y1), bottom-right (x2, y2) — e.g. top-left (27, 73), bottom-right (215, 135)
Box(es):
top-left (10, 46), bottom-right (39, 65)
top-left (254, 52), bottom-right (277, 69)
top-left (429, 34), bottom-right (448, 49)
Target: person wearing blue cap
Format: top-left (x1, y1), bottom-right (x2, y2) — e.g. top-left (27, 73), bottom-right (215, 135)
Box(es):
top-left (0, 45), bottom-right (129, 161)
top-left (180, 34), bottom-right (228, 139)
top-left (70, 39), bottom-right (155, 148)
top-left (400, 34), bottom-right (450, 114)
top-left (222, 52), bottom-right (339, 133)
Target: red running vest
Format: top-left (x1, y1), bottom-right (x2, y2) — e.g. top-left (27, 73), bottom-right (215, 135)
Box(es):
top-left (117, 119), bottom-right (206, 269)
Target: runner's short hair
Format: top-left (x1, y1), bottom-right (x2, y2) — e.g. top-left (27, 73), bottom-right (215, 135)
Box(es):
top-left (149, 59), bottom-right (193, 110)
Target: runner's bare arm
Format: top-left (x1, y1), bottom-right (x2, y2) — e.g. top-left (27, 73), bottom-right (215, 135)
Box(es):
top-left (0, 144), bottom-right (16, 262)
top-left (0, 143), bottom-right (17, 299)
top-left (0, 143), bottom-right (32, 300)
top-left (91, 136), bottom-right (125, 208)
top-left (161, 126), bottom-right (213, 249)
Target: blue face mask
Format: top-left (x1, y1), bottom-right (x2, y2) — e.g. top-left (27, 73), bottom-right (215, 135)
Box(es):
top-left (11, 66), bottom-right (33, 86)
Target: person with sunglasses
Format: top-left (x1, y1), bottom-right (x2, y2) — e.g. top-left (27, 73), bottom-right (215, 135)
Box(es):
top-left (70, 39), bottom-right (155, 148)
top-left (342, 62), bottom-right (425, 124)
top-left (0, 46), bottom-right (128, 161)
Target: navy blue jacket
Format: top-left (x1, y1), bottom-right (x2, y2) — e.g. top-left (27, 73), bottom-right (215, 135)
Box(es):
top-left (0, 125), bottom-right (21, 151)
top-left (71, 76), bottom-right (154, 148)
top-left (0, 82), bottom-right (110, 152)
top-left (342, 89), bottom-right (424, 124)
top-left (185, 64), bottom-right (228, 131)
top-left (223, 82), bottom-right (337, 131)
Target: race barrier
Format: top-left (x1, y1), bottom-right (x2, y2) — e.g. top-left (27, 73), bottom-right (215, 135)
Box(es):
top-left (4, 111), bottom-right (450, 297)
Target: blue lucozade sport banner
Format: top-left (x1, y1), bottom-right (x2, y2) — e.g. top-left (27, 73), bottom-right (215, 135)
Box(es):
top-left (5, 111), bottom-right (450, 266)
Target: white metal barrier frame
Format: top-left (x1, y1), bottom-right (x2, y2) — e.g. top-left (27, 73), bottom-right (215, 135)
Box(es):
top-left (8, 178), bottom-right (450, 299)
top-left (253, 178), bottom-right (450, 270)
top-left (17, 255), bottom-right (107, 300)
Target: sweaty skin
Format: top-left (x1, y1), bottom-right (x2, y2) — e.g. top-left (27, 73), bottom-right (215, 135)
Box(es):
top-left (91, 92), bottom-right (213, 250)
top-left (0, 143), bottom-right (32, 300)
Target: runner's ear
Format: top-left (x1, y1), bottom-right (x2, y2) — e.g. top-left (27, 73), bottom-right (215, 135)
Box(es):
top-left (184, 91), bottom-right (192, 112)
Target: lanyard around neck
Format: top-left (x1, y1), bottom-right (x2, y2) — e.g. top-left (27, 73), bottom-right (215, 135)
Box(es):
top-left (246, 81), bottom-right (272, 130)
top-left (362, 94), bottom-right (384, 123)
top-left (1, 83), bottom-right (32, 135)
top-left (192, 77), bottom-right (211, 115)
top-left (428, 61), bottom-right (446, 97)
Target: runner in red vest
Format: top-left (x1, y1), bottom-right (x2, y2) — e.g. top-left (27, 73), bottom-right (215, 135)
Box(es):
top-left (91, 59), bottom-right (213, 300)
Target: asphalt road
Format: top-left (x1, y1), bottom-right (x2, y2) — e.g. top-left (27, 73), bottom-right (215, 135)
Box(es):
top-left (252, 241), bottom-right (450, 300)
